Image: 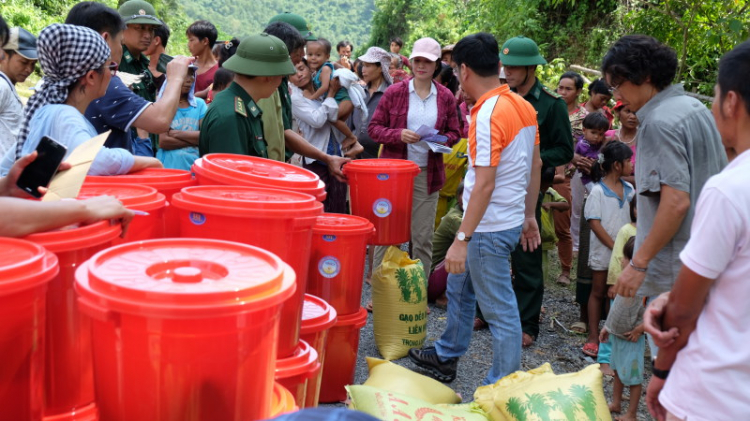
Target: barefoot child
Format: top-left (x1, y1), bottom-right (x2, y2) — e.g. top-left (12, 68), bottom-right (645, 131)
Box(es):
top-left (599, 196), bottom-right (637, 376)
top-left (305, 38), bottom-right (358, 156)
top-left (582, 141), bottom-right (634, 357)
top-left (600, 236), bottom-right (644, 420)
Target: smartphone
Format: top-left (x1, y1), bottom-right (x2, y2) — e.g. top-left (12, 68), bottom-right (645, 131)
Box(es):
top-left (16, 136), bottom-right (67, 198)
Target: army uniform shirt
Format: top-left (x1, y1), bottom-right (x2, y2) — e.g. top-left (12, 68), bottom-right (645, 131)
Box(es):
top-left (520, 79), bottom-right (574, 169)
top-left (120, 45), bottom-right (157, 102)
top-left (199, 81), bottom-right (268, 158)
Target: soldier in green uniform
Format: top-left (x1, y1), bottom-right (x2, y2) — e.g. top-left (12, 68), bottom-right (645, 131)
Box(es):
top-left (501, 36), bottom-right (574, 347)
top-left (117, 0), bottom-right (160, 103)
top-left (199, 33), bottom-right (295, 157)
top-left (268, 12), bottom-right (318, 42)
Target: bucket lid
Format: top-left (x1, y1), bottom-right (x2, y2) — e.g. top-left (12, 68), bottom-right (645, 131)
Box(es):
top-left (270, 382), bottom-right (298, 416)
top-left (86, 168), bottom-right (195, 187)
top-left (24, 220), bottom-right (121, 254)
top-left (275, 339), bottom-right (320, 379)
top-left (75, 239), bottom-right (296, 318)
top-left (199, 153), bottom-right (320, 189)
top-left (342, 158), bottom-right (421, 175)
top-left (335, 306), bottom-right (368, 329)
top-left (171, 186), bottom-right (323, 219)
top-left (79, 183), bottom-right (166, 211)
top-left (312, 214), bottom-right (375, 236)
top-left (0, 238), bottom-right (58, 295)
top-left (300, 294), bottom-right (338, 335)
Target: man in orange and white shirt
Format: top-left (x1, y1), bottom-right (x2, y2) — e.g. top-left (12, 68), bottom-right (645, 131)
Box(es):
top-left (409, 32), bottom-right (542, 385)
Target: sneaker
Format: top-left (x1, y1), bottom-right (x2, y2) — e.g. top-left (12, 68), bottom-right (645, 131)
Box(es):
top-left (408, 346), bottom-right (457, 382)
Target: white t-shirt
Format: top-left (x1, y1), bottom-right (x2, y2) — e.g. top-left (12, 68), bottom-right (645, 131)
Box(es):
top-left (464, 85), bottom-right (538, 233)
top-left (660, 149), bottom-right (750, 420)
top-left (584, 180), bottom-right (634, 271)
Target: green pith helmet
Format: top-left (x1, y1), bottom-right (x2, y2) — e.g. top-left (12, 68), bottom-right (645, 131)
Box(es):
top-left (118, 0), bottom-right (160, 25)
top-left (500, 36), bottom-right (547, 66)
top-left (268, 12), bottom-right (316, 41)
top-left (222, 33), bottom-right (295, 77)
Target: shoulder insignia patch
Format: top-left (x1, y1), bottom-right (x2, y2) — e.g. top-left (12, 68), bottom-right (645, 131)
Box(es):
top-left (542, 85), bottom-right (561, 99)
top-left (235, 97), bottom-right (248, 117)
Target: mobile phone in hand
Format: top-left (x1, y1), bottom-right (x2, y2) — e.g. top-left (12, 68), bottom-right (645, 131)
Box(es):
top-left (16, 136), bottom-right (67, 198)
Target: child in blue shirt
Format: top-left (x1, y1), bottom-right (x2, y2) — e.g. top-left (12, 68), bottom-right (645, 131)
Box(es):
top-left (156, 66), bottom-right (206, 170)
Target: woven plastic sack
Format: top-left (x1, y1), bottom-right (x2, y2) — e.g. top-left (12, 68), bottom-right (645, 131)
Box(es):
top-left (363, 357), bottom-right (460, 404)
top-left (347, 385), bottom-right (490, 421)
top-left (474, 363), bottom-right (611, 421)
top-left (371, 246), bottom-right (428, 360)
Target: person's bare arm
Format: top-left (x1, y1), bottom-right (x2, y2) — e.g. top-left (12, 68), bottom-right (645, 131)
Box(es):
top-left (129, 156), bottom-right (163, 172)
top-left (614, 185), bottom-right (691, 297)
top-left (158, 129), bottom-right (200, 150)
top-left (284, 129), bottom-right (349, 182)
top-left (0, 195), bottom-right (134, 237)
top-left (542, 201), bottom-right (570, 211)
top-left (132, 56), bottom-right (193, 133)
top-left (310, 66), bottom-right (332, 100)
top-left (194, 87), bottom-right (210, 99)
top-left (520, 145), bottom-right (542, 251)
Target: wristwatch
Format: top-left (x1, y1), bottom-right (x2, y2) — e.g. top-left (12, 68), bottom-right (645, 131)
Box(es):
top-left (457, 232), bottom-right (472, 242)
top-left (652, 367), bottom-right (670, 380)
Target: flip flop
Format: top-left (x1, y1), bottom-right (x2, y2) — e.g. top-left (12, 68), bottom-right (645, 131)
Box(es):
top-left (570, 321), bottom-right (587, 334)
top-left (582, 342), bottom-right (599, 357)
top-left (556, 274), bottom-right (571, 286)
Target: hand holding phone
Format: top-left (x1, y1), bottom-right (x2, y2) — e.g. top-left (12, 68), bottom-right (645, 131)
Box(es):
top-left (16, 136), bottom-right (67, 198)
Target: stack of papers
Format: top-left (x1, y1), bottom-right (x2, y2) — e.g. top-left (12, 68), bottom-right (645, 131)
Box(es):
top-left (415, 125), bottom-right (452, 154)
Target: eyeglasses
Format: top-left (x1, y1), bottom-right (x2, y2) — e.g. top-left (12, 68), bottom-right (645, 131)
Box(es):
top-left (108, 61), bottom-right (118, 76)
top-left (608, 81), bottom-right (623, 94)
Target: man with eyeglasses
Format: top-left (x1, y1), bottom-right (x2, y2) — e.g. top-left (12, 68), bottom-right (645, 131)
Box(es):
top-left (118, 0), bottom-right (160, 103)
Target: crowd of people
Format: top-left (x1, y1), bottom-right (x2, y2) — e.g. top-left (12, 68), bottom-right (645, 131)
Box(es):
top-left (1, 2), bottom-right (749, 420)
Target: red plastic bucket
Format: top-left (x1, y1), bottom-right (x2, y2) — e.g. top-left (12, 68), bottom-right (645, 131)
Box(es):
top-left (343, 159), bottom-right (420, 245)
top-left (0, 239), bottom-right (58, 421)
top-left (275, 339), bottom-right (320, 409)
top-left (192, 153), bottom-right (326, 201)
top-left (78, 183), bottom-right (166, 244)
top-left (42, 402), bottom-right (97, 421)
top-left (270, 382), bottom-right (299, 417)
top-left (172, 186), bottom-right (323, 357)
top-left (86, 168), bottom-right (197, 237)
top-left (24, 221), bottom-right (121, 418)
top-left (299, 294), bottom-right (337, 408)
top-left (318, 307), bottom-right (368, 403)
top-left (75, 239), bottom-right (296, 421)
top-left (307, 214), bottom-right (374, 315)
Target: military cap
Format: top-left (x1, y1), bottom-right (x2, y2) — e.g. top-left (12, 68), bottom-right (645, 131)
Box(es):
top-left (268, 12), bottom-right (316, 41)
top-left (118, 0), bottom-right (161, 26)
top-left (222, 33), bottom-right (295, 77)
top-left (500, 36), bottom-right (547, 66)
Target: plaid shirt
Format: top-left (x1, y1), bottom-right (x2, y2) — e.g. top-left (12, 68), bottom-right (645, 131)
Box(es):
top-left (368, 79), bottom-right (460, 194)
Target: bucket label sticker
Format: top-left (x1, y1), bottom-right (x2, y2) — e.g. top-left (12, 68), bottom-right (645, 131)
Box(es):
top-left (372, 198), bottom-right (392, 218)
top-left (322, 234), bottom-right (337, 242)
top-left (318, 256), bottom-right (341, 278)
top-left (377, 173), bottom-right (390, 181)
top-left (189, 212), bottom-right (206, 225)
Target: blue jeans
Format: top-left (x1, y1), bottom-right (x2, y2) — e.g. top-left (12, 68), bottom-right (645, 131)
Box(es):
top-left (435, 226), bottom-right (522, 385)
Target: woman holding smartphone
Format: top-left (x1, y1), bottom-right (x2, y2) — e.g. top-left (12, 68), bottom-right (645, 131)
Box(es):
top-left (0, 23), bottom-right (162, 177)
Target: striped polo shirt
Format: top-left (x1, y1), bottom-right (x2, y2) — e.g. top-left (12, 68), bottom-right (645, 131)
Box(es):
top-left (464, 84), bottom-right (540, 232)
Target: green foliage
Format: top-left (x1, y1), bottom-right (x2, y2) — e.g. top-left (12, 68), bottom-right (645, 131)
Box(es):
top-left (178, 0), bottom-right (375, 59)
top-left (395, 268), bottom-right (412, 303)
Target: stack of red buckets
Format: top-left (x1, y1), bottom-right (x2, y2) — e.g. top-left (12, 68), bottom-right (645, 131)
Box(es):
top-left (0, 155), bottom-right (418, 420)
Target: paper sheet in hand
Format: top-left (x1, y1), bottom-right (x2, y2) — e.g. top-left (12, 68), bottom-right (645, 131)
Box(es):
top-left (415, 124), bottom-right (451, 153)
top-left (41, 131), bottom-right (110, 202)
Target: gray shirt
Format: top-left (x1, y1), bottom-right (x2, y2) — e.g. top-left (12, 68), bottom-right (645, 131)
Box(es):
top-left (0, 72), bottom-right (23, 157)
top-left (635, 84), bottom-right (727, 296)
top-left (349, 81), bottom-right (390, 159)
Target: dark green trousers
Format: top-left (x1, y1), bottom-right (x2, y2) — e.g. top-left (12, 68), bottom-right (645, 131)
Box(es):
top-left (512, 196), bottom-right (543, 338)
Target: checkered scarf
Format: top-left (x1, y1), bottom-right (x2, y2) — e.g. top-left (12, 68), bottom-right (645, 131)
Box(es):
top-left (16, 24), bottom-right (110, 158)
